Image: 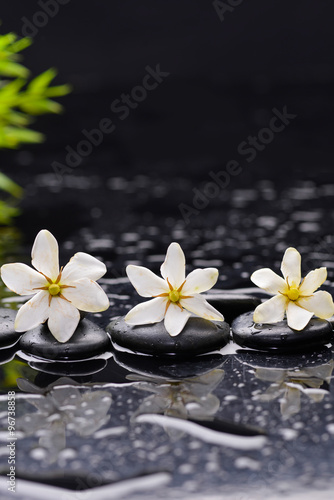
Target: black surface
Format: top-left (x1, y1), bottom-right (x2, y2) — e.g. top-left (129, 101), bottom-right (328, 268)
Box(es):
top-left (113, 350), bottom-right (227, 380)
top-left (232, 311), bottom-right (334, 352)
top-left (28, 358), bottom-right (108, 377)
top-left (19, 318), bottom-right (112, 360)
top-left (235, 346), bottom-right (333, 370)
top-left (108, 316), bottom-right (230, 357)
top-left (1, 2), bottom-right (334, 499)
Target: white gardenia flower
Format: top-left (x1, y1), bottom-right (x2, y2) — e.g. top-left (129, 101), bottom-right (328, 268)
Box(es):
top-left (0, 229), bottom-right (109, 342)
top-left (125, 242), bottom-right (224, 336)
top-left (251, 247), bottom-right (334, 331)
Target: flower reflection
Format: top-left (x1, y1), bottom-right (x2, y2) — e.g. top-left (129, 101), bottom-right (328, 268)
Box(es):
top-left (252, 361), bottom-right (334, 419)
top-left (16, 377), bottom-right (112, 462)
top-left (128, 369), bottom-right (224, 438)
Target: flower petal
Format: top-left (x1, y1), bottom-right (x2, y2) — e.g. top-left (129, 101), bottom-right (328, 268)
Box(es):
top-left (48, 296), bottom-right (80, 343)
top-left (61, 278), bottom-right (109, 312)
top-left (160, 242), bottom-right (185, 289)
top-left (253, 294), bottom-right (288, 324)
top-left (251, 268), bottom-right (288, 295)
top-left (61, 252), bottom-right (106, 283)
top-left (281, 387), bottom-right (301, 420)
top-left (180, 294), bottom-right (224, 321)
top-left (1, 263), bottom-right (46, 295)
top-left (286, 301), bottom-right (313, 330)
top-left (299, 267), bottom-right (327, 295)
top-left (31, 229), bottom-right (59, 280)
top-left (164, 303), bottom-right (191, 336)
top-left (125, 297), bottom-right (167, 325)
top-left (126, 265), bottom-right (168, 298)
top-left (182, 268), bottom-right (219, 295)
top-left (297, 291), bottom-right (334, 319)
top-left (280, 247), bottom-right (301, 287)
top-left (14, 291), bottom-right (49, 332)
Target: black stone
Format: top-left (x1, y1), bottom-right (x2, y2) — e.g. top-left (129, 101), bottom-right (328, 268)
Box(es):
top-left (205, 294), bottom-right (261, 324)
top-left (232, 311), bottom-right (334, 352)
top-left (328, 315), bottom-right (334, 329)
top-left (0, 308), bottom-right (22, 347)
top-left (18, 319), bottom-right (112, 360)
top-left (113, 350), bottom-right (227, 380)
top-left (107, 316), bottom-right (230, 357)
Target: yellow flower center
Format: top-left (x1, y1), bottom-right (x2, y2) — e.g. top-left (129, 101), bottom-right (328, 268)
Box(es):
top-left (48, 283), bottom-right (61, 296)
top-left (169, 290), bottom-right (180, 303)
top-left (287, 287), bottom-right (300, 301)
top-left (33, 267), bottom-right (75, 306)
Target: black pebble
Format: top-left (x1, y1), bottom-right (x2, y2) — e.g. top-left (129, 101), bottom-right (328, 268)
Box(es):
top-left (232, 311), bottom-right (334, 352)
top-left (0, 308), bottom-right (22, 347)
top-left (206, 294), bottom-right (261, 324)
top-left (19, 319), bottom-right (111, 360)
top-left (107, 316), bottom-right (230, 357)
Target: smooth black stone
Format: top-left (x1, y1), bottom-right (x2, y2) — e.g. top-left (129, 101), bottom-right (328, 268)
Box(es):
top-left (205, 294), bottom-right (261, 324)
top-left (113, 351), bottom-right (226, 380)
top-left (107, 316), bottom-right (230, 357)
top-left (232, 311), bottom-right (334, 352)
top-left (0, 308), bottom-right (22, 347)
top-left (328, 315), bottom-right (334, 329)
top-left (28, 358), bottom-right (108, 377)
top-left (18, 319), bottom-right (111, 360)
top-left (235, 346), bottom-right (333, 370)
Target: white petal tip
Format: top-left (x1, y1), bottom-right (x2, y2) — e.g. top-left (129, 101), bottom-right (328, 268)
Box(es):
top-left (49, 328), bottom-right (76, 343)
top-left (165, 327), bottom-right (182, 337)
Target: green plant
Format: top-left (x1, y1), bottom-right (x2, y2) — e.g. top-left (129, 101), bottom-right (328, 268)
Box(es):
top-left (0, 29), bottom-right (71, 224)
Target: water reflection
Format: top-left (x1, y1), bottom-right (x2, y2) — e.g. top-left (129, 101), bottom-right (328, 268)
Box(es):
top-left (253, 361), bottom-right (334, 419)
top-left (16, 377), bottom-right (112, 462)
top-left (129, 369), bottom-right (224, 421)
top-left (128, 369), bottom-right (224, 439)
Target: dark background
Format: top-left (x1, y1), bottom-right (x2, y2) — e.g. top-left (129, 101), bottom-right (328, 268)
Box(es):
top-left (2, 1), bottom-right (333, 174)
top-left (1, 1), bottom-right (334, 266)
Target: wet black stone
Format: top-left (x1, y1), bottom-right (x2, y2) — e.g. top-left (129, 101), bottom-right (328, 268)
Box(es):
top-left (0, 308), bottom-right (22, 347)
top-left (328, 315), bottom-right (334, 329)
top-left (232, 311), bottom-right (334, 352)
top-left (107, 316), bottom-right (230, 357)
top-left (18, 319), bottom-right (111, 360)
top-left (113, 350), bottom-right (227, 379)
top-left (205, 294), bottom-right (261, 324)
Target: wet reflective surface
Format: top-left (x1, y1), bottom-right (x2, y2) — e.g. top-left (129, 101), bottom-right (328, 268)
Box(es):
top-left (0, 174), bottom-right (334, 499)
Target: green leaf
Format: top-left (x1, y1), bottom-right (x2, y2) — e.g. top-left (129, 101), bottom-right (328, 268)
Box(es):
top-left (0, 77), bottom-right (26, 93)
top-left (44, 83), bottom-right (72, 97)
top-left (0, 60), bottom-right (29, 78)
top-left (5, 110), bottom-right (31, 127)
top-left (0, 126), bottom-right (44, 148)
top-left (0, 30), bottom-right (71, 152)
top-left (0, 201), bottom-right (20, 225)
top-left (0, 172), bottom-right (22, 198)
top-left (0, 33), bottom-right (16, 51)
top-left (8, 37), bottom-right (32, 54)
top-left (19, 98), bottom-right (63, 115)
top-left (27, 68), bottom-right (58, 92)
